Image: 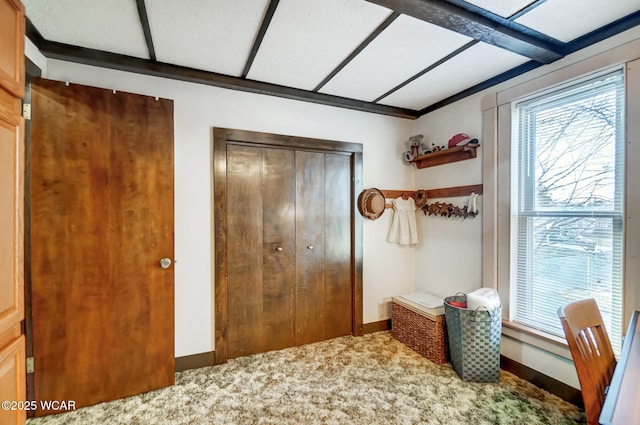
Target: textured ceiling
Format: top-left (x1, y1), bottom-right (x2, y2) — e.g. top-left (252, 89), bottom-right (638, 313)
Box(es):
top-left (318, 15), bottom-right (473, 102)
top-left (247, 0), bottom-right (392, 90)
top-left (23, 0), bottom-right (149, 59)
top-left (23, 0), bottom-right (640, 119)
top-left (145, 0), bottom-right (271, 77)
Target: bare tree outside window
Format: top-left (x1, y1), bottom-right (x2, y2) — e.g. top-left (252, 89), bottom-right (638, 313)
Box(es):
top-left (513, 70), bottom-right (625, 350)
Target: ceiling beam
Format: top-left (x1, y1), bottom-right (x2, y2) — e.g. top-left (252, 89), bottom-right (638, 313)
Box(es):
top-left (559, 10), bottom-right (640, 56)
top-left (365, 0), bottom-right (564, 63)
top-left (373, 40), bottom-right (477, 103)
top-left (313, 12), bottom-right (401, 92)
top-left (30, 37), bottom-right (419, 120)
top-left (26, 17), bottom-right (45, 46)
top-left (505, 0), bottom-right (549, 21)
top-left (135, 0), bottom-right (156, 62)
top-left (242, 0), bottom-right (280, 78)
top-left (443, 0), bottom-right (558, 46)
top-left (418, 60), bottom-right (542, 115)
top-left (417, 10), bottom-right (640, 116)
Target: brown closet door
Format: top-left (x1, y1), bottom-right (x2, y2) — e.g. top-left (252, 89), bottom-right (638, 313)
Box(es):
top-left (295, 151), bottom-right (326, 345)
top-left (323, 153), bottom-right (352, 339)
top-left (227, 145), bottom-right (296, 358)
top-left (295, 152), bottom-right (352, 344)
top-left (30, 79), bottom-right (175, 414)
top-left (215, 127), bottom-right (361, 364)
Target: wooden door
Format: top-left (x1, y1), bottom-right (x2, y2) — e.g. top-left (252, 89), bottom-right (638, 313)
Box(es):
top-left (294, 151), bottom-right (325, 345)
top-left (29, 79), bottom-right (175, 415)
top-left (319, 152), bottom-right (352, 340)
top-left (215, 128), bottom-right (362, 363)
top-left (0, 1), bottom-right (26, 424)
top-left (226, 145), bottom-right (296, 359)
top-left (295, 151), bottom-right (352, 345)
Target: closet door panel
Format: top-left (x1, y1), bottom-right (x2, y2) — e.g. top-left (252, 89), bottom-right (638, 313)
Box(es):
top-left (323, 153), bottom-right (352, 339)
top-left (227, 145), bottom-right (265, 358)
top-left (262, 148), bottom-right (296, 352)
top-left (214, 128), bottom-right (361, 363)
top-left (295, 151), bottom-right (325, 345)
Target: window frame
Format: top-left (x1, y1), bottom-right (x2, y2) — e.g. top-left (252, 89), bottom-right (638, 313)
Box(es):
top-left (510, 68), bottom-right (626, 344)
top-left (482, 41), bottom-right (640, 358)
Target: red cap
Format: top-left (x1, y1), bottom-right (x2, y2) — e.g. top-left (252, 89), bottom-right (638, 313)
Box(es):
top-left (448, 133), bottom-right (477, 148)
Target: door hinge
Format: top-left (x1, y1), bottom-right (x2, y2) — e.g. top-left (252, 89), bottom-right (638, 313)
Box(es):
top-left (23, 103), bottom-right (31, 120)
top-left (26, 357), bottom-right (34, 374)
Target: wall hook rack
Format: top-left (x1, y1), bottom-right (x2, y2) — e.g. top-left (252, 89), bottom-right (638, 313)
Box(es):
top-left (379, 184), bottom-right (482, 219)
top-left (424, 202), bottom-right (478, 218)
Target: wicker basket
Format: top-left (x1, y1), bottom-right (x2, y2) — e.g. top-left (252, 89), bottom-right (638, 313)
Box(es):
top-left (391, 299), bottom-right (448, 364)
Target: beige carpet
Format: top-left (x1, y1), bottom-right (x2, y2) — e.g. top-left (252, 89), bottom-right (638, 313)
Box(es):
top-left (27, 332), bottom-right (585, 424)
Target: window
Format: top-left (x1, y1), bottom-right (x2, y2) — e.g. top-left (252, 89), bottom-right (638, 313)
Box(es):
top-left (511, 69), bottom-right (625, 350)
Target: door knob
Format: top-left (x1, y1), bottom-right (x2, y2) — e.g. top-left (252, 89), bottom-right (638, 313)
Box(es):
top-left (307, 245), bottom-right (314, 250)
top-left (276, 246), bottom-right (283, 252)
top-left (160, 258), bottom-right (172, 269)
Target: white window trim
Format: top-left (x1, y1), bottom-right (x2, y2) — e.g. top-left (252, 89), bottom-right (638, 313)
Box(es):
top-left (482, 37), bottom-right (640, 355)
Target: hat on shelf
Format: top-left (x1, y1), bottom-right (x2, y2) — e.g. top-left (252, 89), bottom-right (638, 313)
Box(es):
top-left (448, 133), bottom-right (479, 149)
top-left (358, 188), bottom-right (385, 220)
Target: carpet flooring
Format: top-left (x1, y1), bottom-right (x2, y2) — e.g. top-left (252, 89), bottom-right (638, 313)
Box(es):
top-left (27, 332), bottom-right (585, 424)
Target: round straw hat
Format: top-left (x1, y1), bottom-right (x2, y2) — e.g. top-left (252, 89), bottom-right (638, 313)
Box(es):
top-left (358, 188), bottom-right (385, 220)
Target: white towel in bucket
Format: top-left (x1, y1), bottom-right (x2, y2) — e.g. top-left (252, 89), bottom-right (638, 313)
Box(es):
top-left (467, 288), bottom-right (500, 310)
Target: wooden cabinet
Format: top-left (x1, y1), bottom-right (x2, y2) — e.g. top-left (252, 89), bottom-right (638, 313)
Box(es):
top-left (0, 332), bottom-right (26, 425)
top-left (0, 0), bottom-right (25, 98)
top-left (0, 1), bottom-right (26, 424)
top-left (0, 89), bottom-right (23, 338)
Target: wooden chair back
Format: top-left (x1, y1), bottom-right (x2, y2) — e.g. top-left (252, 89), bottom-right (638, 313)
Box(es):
top-left (558, 298), bottom-right (617, 425)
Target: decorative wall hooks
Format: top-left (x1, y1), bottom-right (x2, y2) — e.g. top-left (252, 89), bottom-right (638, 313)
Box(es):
top-left (424, 202), bottom-right (477, 218)
top-left (378, 184), bottom-right (483, 220)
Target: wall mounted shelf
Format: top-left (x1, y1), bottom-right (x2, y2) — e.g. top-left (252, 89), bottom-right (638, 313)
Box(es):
top-left (410, 145), bottom-right (478, 169)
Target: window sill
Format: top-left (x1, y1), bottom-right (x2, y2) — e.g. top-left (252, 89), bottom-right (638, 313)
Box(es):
top-left (501, 320), bottom-right (573, 361)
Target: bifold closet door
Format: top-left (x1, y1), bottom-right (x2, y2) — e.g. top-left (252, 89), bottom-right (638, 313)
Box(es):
top-left (295, 151), bottom-right (352, 345)
top-left (226, 146), bottom-right (352, 358)
top-left (322, 153), bottom-right (352, 339)
top-left (227, 145), bottom-right (296, 358)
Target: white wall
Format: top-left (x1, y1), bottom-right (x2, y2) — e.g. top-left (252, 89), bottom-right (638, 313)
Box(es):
top-left (42, 59), bottom-right (416, 357)
top-left (412, 93), bottom-right (485, 299)
top-left (414, 26), bottom-right (640, 388)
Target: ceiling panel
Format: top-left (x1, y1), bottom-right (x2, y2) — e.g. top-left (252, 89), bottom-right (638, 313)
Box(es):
top-left (380, 42), bottom-right (529, 110)
top-left (247, 0), bottom-right (392, 90)
top-left (515, 0), bottom-right (640, 43)
top-left (462, 0), bottom-right (537, 18)
top-left (23, 0), bottom-right (639, 117)
top-left (146, 0), bottom-right (270, 77)
top-left (23, 0), bottom-right (149, 59)
top-left (319, 15), bottom-right (472, 102)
